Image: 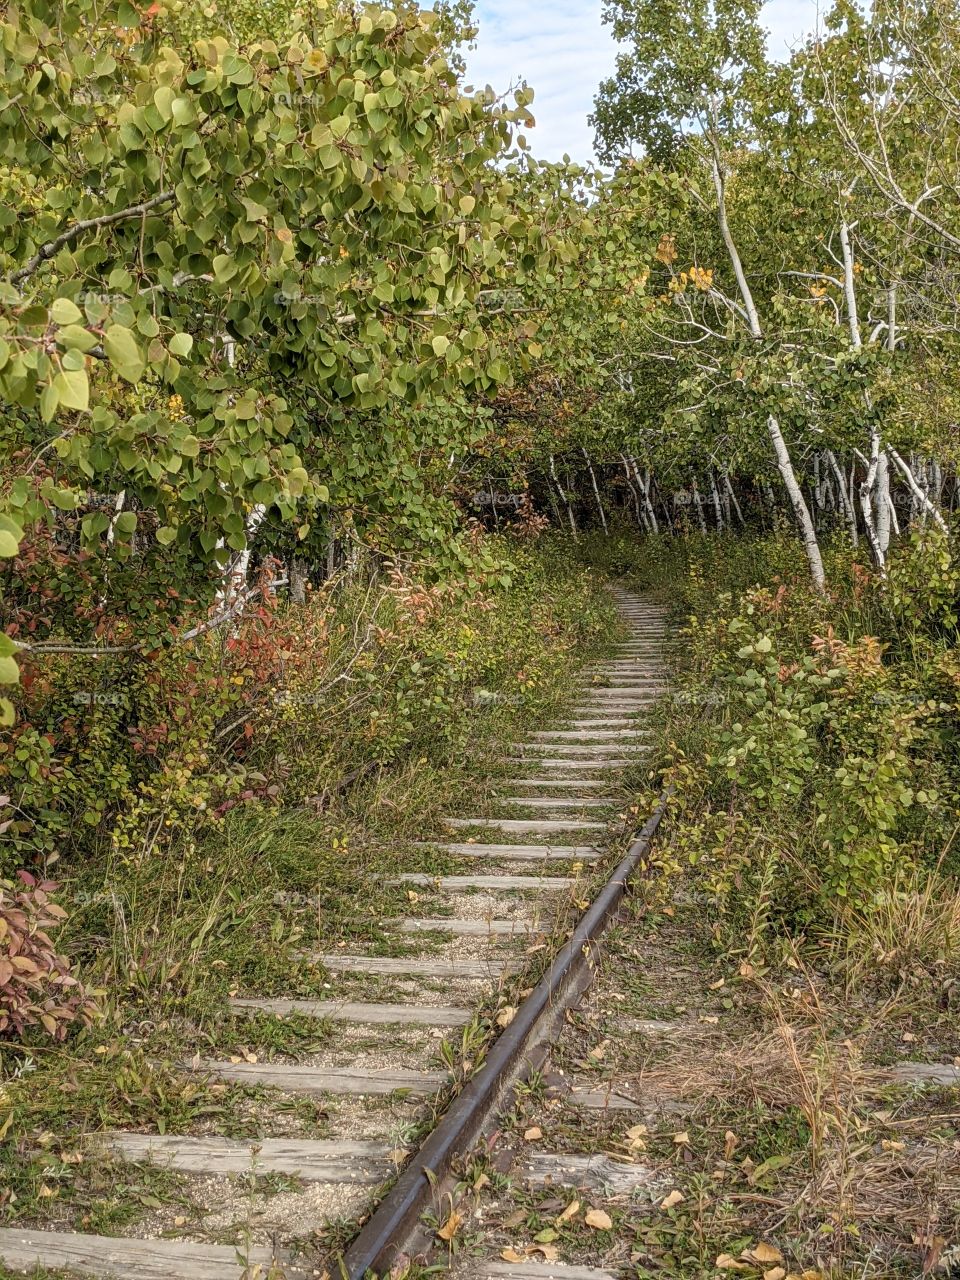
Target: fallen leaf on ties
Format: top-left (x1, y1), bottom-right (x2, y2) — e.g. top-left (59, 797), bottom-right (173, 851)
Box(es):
top-left (496, 1006), bottom-right (517, 1028)
top-left (739, 960), bottom-right (755, 977)
top-left (743, 1244), bottom-right (784, 1265)
top-left (388, 1148), bottom-right (408, 1164)
top-left (173, 1215), bottom-right (187, 1228)
top-left (660, 1189), bottom-right (684, 1209)
top-left (436, 1209), bottom-right (462, 1242)
top-left (532, 1245), bottom-right (559, 1261)
top-left (881, 1139), bottom-right (906, 1153)
top-left (584, 1208), bottom-right (613, 1230)
top-left (523, 1126), bottom-right (542, 1141)
top-left (588, 1042), bottom-right (606, 1060)
top-left (557, 1199), bottom-right (580, 1222)
top-left (763, 1268), bottom-right (786, 1280)
top-left (715, 1256), bottom-right (750, 1271)
top-left (709, 978), bottom-right (726, 990)
top-left (673, 1130), bottom-right (690, 1146)
top-left (902, 1031), bottom-right (916, 1043)
top-left (500, 1248), bottom-right (525, 1263)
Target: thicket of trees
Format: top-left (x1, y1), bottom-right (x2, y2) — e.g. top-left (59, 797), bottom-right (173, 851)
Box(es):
top-left (4, 0), bottom-right (960, 884)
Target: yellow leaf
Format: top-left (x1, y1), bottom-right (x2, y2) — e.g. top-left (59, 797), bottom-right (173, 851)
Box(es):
top-left (557, 1200), bottom-right (580, 1223)
top-left (584, 1208), bottom-right (613, 1230)
top-left (500, 1249), bottom-right (525, 1263)
top-left (764, 1269), bottom-right (786, 1280)
top-left (744, 1244), bottom-right (784, 1265)
top-left (523, 1126), bottom-right (542, 1141)
top-left (660, 1189), bottom-right (684, 1209)
top-left (436, 1209), bottom-right (462, 1242)
top-left (673, 1131), bottom-right (690, 1145)
top-left (715, 1256), bottom-right (750, 1271)
top-left (532, 1245), bottom-right (558, 1261)
top-left (496, 1006), bottom-right (517, 1029)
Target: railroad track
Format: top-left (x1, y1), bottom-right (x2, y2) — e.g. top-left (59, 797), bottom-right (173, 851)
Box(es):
top-left (0, 588), bottom-right (669, 1280)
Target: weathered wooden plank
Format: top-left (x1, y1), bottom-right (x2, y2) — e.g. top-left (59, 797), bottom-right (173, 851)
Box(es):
top-left (508, 778), bottom-right (608, 788)
top-left (92, 1133), bottom-right (392, 1182)
top-left (394, 873), bottom-right (575, 891)
top-left (194, 1059), bottom-right (445, 1095)
top-left (0, 1229), bottom-right (297, 1280)
top-left (443, 817), bottom-right (605, 832)
top-left (475, 1264), bottom-right (619, 1280)
top-left (889, 1061), bottom-right (960, 1085)
top-left (399, 918), bottom-right (538, 936)
top-left (501, 796), bottom-right (610, 808)
top-left (530, 729), bottom-right (647, 741)
top-left (515, 744), bottom-right (647, 757)
top-left (230, 996), bottom-right (472, 1025)
top-left (568, 721), bottom-right (642, 732)
top-left (418, 841), bottom-right (600, 859)
top-left (317, 953), bottom-right (507, 978)
top-left (567, 708), bottom-right (652, 717)
top-left (562, 1085), bottom-right (638, 1110)
top-left (505, 758), bottom-right (632, 770)
top-left (522, 1152), bottom-right (663, 1194)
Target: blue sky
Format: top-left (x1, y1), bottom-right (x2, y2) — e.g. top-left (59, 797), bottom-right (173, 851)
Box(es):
top-left (460, 0), bottom-right (823, 163)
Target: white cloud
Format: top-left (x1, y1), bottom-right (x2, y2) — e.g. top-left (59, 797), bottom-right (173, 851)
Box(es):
top-left (460, 0), bottom-right (824, 165)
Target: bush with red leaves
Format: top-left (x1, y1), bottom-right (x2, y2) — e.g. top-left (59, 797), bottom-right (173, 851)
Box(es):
top-left (0, 872), bottom-right (98, 1041)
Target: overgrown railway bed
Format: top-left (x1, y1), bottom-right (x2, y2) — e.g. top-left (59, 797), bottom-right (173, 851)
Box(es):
top-left (0, 590), bottom-right (669, 1280)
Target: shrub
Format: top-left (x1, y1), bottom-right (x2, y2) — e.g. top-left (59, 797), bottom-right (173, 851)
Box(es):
top-left (0, 872), bottom-right (98, 1041)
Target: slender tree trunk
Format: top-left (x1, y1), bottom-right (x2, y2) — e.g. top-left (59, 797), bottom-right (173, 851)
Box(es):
top-left (827, 450), bottom-right (858, 548)
top-left (709, 471), bottom-right (725, 531)
top-left (582, 448), bottom-right (608, 534)
top-left (691, 479), bottom-right (708, 534)
top-left (722, 469), bottom-right (744, 525)
top-left (621, 454), bottom-right (645, 529)
top-left (549, 454), bottom-right (577, 539)
top-left (290, 556), bottom-right (308, 604)
top-left (639, 466), bottom-right (660, 533)
top-left (767, 416), bottom-right (826, 591)
top-left (709, 138), bottom-right (825, 588)
top-left (888, 447), bottom-right (949, 532)
top-left (876, 451), bottom-right (891, 556)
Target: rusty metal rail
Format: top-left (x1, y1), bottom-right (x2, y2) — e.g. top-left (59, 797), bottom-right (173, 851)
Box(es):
top-left (341, 789), bottom-right (672, 1279)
